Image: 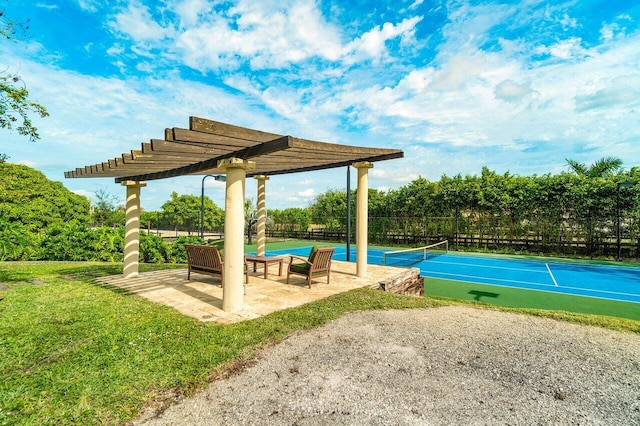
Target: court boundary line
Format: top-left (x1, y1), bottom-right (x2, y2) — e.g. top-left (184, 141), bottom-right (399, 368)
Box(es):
top-left (431, 252), bottom-right (640, 272)
top-left (545, 263), bottom-right (559, 286)
top-left (425, 259), bottom-right (549, 274)
top-left (429, 271), bottom-right (558, 288)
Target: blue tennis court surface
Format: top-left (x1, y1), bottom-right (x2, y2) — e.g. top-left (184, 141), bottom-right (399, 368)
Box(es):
top-left (264, 246), bottom-right (640, 304)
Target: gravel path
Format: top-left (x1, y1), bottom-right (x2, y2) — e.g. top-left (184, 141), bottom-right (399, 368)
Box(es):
top-left (135, 306), bottom-right (640, 425)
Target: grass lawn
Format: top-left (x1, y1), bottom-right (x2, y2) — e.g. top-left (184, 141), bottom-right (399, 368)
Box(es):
top-left (1, 259), bottom-right (638, 425)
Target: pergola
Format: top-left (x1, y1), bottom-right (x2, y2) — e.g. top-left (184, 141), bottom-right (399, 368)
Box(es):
top-left (66, 117), bottom-right (403, 312)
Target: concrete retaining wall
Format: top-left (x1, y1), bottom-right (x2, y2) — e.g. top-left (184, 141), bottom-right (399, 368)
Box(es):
top-left (376, 268), bottom-right (424, 297)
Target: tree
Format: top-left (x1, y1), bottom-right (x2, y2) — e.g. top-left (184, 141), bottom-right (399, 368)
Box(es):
top-left (565, 156), bottom-right (623, 179)
top-left (244, 198), bottom-right (257, 243)
top-left (310, 189), bottom-right (348, 230)
top-left (92, 189), bottom-right (124, 227)
top-left (0, 162), bottom-right (90, 232)
top-left (161, 192), bottom-right (222, 234)
top-left (1, 7), bottom-right (49, 153)
top-left (269, 207), bottom-right (311, 232)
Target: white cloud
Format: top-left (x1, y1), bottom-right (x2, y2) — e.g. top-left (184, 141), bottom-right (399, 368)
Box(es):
top-left (110, 1), bottom-right (170, 42)
top-left (36, 3), bottom-right (59, 10)
top-left (558, 13), bottom-right (578, 30)
top-left (542, 37), bottom-right (590, 60)
top-left (75, 0), bottom-right (100, 12)
top-left (106, 0), bottom-right (423, 73)
top-left (343, 17), bottom-right (422, 64)
top-left (574, 75), bottom-right (640, 112)
top-left (408, 0), bottom-right (424, 10)
top-left (494, 80), bottom-right (532, 102)
top-left (297, 188), bottom-right (316, 198)
top-left (172, 0), bottom-right (213, 27)
top-left (370, 169), bottom-right (388, 178)
top-left (430, 53), bottom-right (487, 90)
top-left (170, 0), bottom-right (345, 71)
top-left (72, 189), bottom-right (94, 199)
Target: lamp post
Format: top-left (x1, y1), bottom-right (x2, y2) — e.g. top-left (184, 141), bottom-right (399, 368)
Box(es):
top-left (200, 175), bottom-right (226, 239)
top-left (616, 181), bottom-right (634, 261)
top-left (346, 165), bottom-right (351, 262)
top-left (453, 188), bottom-right (459, 251)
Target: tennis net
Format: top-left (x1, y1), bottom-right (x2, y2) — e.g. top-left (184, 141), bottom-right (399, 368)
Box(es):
top-left (381, 240), bottom-right (448, 266)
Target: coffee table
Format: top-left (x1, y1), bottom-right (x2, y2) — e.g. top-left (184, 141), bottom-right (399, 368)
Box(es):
top-left (245, 255), bottom-right (284, 279)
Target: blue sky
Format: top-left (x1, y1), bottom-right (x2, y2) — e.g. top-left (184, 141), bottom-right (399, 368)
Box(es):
top-left (1, 0), bottom-right (639, 211)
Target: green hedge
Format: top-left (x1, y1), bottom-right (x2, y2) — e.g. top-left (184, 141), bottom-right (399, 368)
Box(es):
top-left (0, 222), bottom-right (205, 263)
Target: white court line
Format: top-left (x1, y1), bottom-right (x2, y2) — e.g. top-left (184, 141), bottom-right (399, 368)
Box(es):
top-left (429, 271), bottom-right (553, 288)
top-left (546, 263), bottom-right (559, 287)
top-left (426, 259), bottom-right (548, 274)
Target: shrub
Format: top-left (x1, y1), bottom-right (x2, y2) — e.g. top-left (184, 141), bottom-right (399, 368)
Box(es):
top-left (0, 219), bottom-right (39, 260)
top-left (140, 232), bottom-right (170, 263)
top-left (93, 227), bottom-right (124, 262)
top-left (39, 225), bottom-right (124, 261)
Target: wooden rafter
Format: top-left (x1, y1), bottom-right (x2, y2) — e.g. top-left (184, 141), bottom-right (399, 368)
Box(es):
top-left (64, 116), bottom-right (404, 181)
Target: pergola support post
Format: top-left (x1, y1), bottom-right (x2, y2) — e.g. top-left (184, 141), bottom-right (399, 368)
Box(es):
top-left (254, 175), bottom-right (269, 257)
top-left (354, 162), bottom-right (373, 278)
top-left (219, 158), bottom-right (255, 312)
top-left (121, 181), bottom-right (146, 278)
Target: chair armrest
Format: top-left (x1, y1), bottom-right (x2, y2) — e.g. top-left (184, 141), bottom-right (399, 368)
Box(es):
top-left (289, 255), bottom-right (312, 266)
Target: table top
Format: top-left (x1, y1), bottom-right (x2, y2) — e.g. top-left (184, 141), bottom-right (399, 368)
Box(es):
top-left (245, 255), bottom-right (284, 262)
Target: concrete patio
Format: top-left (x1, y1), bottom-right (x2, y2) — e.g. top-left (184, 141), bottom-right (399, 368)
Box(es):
top-left (96, 260), bottom-right (407, 324)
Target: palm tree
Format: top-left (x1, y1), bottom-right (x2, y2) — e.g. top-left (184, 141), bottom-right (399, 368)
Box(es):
top-left (565, 156), bottom-right (624, 259)
top-left (244, 198), bottom-right (257, 244)
top-left (565, 156), bottom-right (623, 178)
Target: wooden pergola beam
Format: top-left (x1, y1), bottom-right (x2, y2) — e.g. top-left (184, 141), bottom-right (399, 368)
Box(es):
top-left (64, 116), bottom-right (404, 180)
top-left (114, 135), bottom-right (293, 183)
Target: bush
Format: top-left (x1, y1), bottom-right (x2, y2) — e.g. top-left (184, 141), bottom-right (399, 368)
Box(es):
top-left (40, 225), bottom-right (124, 261)
top-left (0, 219), bottom-right (39, 260)
top-left (93, 227), bottom-right (125, 262)
top-left (140, 232), bottom-right (170, 263)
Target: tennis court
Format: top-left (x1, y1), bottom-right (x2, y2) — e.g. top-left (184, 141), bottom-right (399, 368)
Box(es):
top-left (265, 244), bottom-right (640, 305)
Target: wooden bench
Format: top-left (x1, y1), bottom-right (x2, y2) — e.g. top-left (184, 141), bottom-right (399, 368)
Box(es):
top-left (184, 244), bottom-right (248, 286)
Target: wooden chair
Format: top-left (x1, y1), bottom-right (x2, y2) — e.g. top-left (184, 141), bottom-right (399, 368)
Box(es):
top-left (184, 244), bottom-right (248, 286)
top-left (287, 247), bottom-right (335, 288)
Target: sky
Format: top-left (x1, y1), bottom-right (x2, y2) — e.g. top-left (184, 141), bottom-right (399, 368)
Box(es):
top-left (1, 0), bottom-right (640, 211)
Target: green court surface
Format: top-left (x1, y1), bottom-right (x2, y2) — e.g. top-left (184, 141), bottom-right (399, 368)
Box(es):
top-left (424, 277), bottom-right (640, 321)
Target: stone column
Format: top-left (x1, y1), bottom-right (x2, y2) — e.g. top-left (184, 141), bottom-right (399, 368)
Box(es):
top-left (254, 175), bottom-right (269, 257)
top-left (354, 162), bottom-right (373, 278)
top-left (219, 158), bottom-right (255, 312)
top-left (121, 181), bottom-right (146, 278)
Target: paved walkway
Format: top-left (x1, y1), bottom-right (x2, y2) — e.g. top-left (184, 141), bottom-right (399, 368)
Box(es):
top-left (96, 260), bottom-right (404, 324)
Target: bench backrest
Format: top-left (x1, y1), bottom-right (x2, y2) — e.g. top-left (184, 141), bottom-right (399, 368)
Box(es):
top-left (184, 244), bottom-right (223, 270)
